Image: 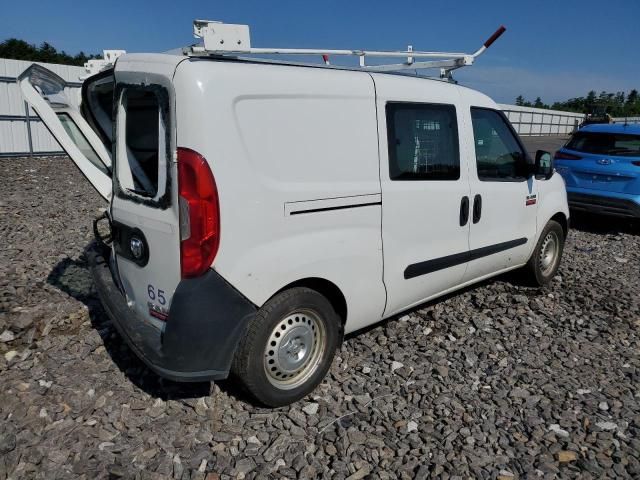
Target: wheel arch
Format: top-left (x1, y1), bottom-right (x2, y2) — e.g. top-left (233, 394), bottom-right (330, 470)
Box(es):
top-left (273, 277), bottom-right (348, 332)
top-left (550, 211), bottom-right (569, 238)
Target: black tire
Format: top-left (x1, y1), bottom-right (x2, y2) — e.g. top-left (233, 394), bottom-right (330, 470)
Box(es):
top-left (230, 287), bottom-right (341, 407)
top-left (522, 220), bottom-right (565, 286)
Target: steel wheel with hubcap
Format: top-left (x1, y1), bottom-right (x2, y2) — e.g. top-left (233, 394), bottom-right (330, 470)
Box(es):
top-left (231, 287), bottom-right (340, 406)
top-left (523, 219), bottom-right (565, 286)
top-left (264, 310), bottom-right (327, 390)
top-left (538, 230), bottom-right (560, 276)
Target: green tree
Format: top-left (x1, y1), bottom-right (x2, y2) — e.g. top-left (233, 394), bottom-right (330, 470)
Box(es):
top-left (546, 89), bottom-right (640, 116)
top-left (533, 97), bottom-right (546, 108)
top-left (515, 95), bottom-right (525, 106)
top-left (625, 89), bottom-right (639, 116)
top-left (0, 38), bottom-right (100, 66)
top-left (585, 90), bottom-right (597, 112)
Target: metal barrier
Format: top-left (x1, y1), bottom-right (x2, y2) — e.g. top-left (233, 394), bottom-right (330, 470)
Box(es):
top-left (498, 104), bottom-right (585, 136)
top-left (612, 117), bottom-right (640, 124)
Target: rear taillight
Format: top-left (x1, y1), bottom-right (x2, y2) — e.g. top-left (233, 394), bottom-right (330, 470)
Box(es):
top-left (177, 147), bottom-right (220, 278)
top-left (554, 151), bottom-right (582, 160)
top-left (632, 161), bottom-right (640, 167)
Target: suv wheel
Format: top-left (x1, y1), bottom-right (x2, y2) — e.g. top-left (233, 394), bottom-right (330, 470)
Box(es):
top-left (523, 219), bottom-right (565, 286)
top-left (231, 287), bottom-right (340, 406)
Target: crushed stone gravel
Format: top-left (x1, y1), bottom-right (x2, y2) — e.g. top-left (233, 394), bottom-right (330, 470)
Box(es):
top-left (1, 156), bottom-right (639, 479)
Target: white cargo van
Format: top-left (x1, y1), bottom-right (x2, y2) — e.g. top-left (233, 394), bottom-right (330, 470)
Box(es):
top-left (19, 21), bottom-right (569, 406)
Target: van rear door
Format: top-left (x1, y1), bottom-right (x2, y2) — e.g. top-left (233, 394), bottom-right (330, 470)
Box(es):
top-left (108, 57), bottom-right (183, 330)
top-left (18, 64), bottom-right (112, 201)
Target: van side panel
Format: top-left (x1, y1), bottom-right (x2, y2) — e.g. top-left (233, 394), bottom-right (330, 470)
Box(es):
top-left (536, 174), bottom-right (570, 234)
top-left (173, 61), bottom-right (386, 333)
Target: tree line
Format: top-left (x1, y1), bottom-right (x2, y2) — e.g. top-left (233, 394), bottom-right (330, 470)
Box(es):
top-left (0, 38), bottom-right (101, 67)
top-left (515, 90), bottom-right (640, 117)
top-left (2, 37), bottom-right (639, 118)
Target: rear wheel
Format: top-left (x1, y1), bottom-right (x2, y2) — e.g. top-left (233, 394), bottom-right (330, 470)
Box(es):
top-left (522, 220), bottom-right (565, 286)
top-left (231, 287), bottom-right (340, 406)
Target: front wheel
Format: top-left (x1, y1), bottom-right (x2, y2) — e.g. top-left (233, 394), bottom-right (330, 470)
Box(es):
top-left (522, 219), bottom-right (565, 286)
top-left (231, 287), bottom-right (341, 407)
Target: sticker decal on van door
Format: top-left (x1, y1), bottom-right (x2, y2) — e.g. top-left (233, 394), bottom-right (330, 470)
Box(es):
top-left (148, 302), bottom-right (169, 321)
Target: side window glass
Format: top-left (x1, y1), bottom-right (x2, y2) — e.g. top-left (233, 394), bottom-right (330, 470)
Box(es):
top-left (56, 112), bottom-right (109, 175)
top-left (470, 108), bottom-right (528, 181)
top-left (386, 103), bottom-right (460, 180)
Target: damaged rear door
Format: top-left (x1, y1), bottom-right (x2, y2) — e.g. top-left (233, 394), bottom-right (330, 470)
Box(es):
top-left (109, 56), bottom-right (183, 330)
top-left (18, 64), bottom-right (113, 201)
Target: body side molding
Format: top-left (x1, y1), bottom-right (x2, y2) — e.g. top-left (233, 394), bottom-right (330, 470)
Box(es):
top-left (404, 237), bottom-right (527, 279)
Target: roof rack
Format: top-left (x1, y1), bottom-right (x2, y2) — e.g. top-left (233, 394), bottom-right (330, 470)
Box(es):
top-left (189, 20), bottom-right (506, 80)
top-left (81, 50), bottom-right (127, 79)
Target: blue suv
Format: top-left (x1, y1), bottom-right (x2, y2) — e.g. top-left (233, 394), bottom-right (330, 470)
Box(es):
top-left (555, 123), bottom-right (640, 217)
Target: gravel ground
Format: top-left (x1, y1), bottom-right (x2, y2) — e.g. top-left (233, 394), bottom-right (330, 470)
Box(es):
top-left (1, 155), bottom-right (639, 480)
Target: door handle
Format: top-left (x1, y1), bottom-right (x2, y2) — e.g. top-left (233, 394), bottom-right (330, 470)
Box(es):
top-left (472, 194), bottom-right (482, 224)
top-left (459, 196), bottom-right (469, 226)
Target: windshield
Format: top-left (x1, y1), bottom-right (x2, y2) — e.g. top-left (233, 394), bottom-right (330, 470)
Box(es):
top-left (566, 131), bottom-right (640, 157)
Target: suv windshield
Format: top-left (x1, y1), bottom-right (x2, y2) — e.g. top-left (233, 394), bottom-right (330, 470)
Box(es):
top-left (566, 131), bottom-right (640, 157)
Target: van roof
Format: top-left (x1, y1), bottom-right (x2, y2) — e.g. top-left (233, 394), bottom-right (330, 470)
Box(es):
top-left (187, 53), bottom-right (499, 103)
top-left (118, 51), bottom-right (496, 107)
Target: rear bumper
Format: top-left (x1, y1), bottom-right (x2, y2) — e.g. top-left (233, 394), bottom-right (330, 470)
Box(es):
top-left (87, 243), bottom-right (256, 382)
top-left (567, 191), bottom-right (640, 218)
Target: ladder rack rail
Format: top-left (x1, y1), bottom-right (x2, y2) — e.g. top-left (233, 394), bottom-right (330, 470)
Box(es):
top-left (189, 20), bottom-right (506, 79)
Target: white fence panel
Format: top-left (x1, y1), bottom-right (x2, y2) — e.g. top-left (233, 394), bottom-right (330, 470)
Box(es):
top-left (498, 104), bottom-right (585, 136)
top-left (612, 117), bottom-right (640, 124)
top-left (0, 119), bottom-right (28, 152)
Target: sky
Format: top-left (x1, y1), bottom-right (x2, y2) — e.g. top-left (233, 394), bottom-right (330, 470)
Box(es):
top-left (2, 0), bottom-right (639, 104)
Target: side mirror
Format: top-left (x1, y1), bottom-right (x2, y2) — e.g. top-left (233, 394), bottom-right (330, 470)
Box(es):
top-left (534, 150), bottom-right (554, 180)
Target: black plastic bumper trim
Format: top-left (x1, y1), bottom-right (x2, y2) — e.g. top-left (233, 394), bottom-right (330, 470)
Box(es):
top-left (567, 192), bottom-right (640, 218)
top-left (87, 243), bottom-right (256, 382)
